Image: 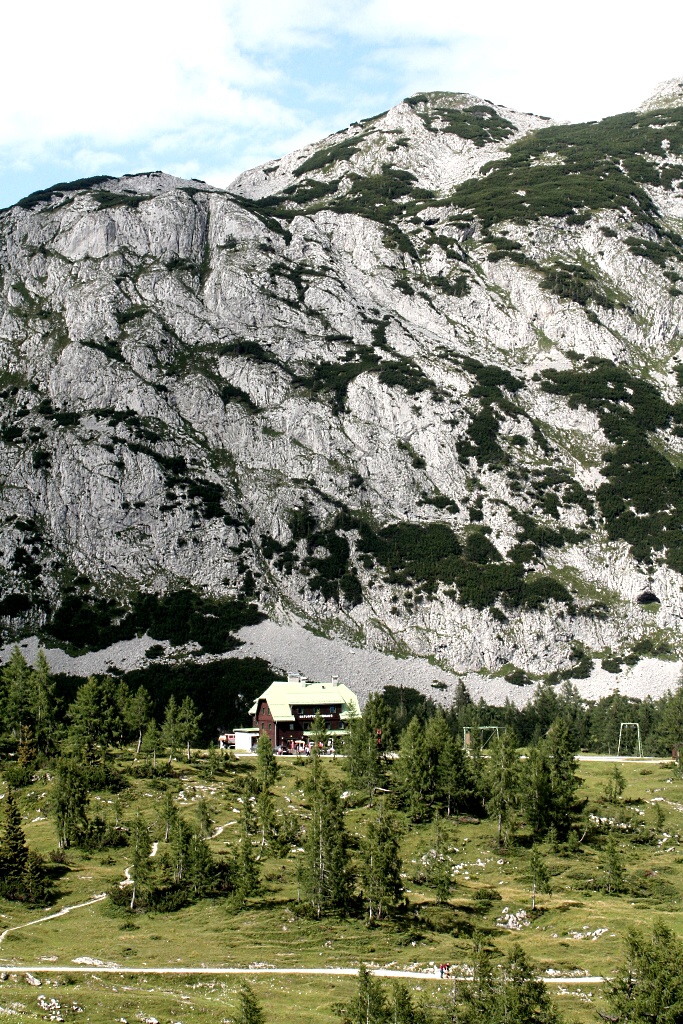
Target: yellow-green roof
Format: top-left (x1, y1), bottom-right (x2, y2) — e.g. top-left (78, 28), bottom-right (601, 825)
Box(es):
top-left (249, 680), bottom-right (361, 722)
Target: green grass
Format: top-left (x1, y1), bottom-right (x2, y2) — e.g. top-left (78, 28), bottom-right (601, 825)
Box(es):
top-left (2, 755), bottom-right (682, 1022)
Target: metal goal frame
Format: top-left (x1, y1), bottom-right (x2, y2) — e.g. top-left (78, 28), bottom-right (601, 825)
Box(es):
top-left (617, 722), bottom-right (643, 758)
top-left (463, 725), bottom-right (500, 750)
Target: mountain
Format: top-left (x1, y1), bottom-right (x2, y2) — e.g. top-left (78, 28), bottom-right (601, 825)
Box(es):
top-left (2, 83), bottom-right (683, 690)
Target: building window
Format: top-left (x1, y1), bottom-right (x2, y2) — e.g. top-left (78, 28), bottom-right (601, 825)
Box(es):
top-left (330, 705), bottom-right (336, 713)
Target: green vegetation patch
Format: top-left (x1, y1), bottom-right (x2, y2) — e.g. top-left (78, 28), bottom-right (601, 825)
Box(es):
top-left (541, 357), bottom-right (683, 569)
top-left (453, 106), bottom-right (683, 230)
top-left (10, 175), bottom-right (114, 211)
top-left (47, 587), bottom-right (264, 654)
top-left (405, 95), bottom-right (517, 146)
top-left (357, 520), bottom-right (573, 611)
top-left (292, 135), bottom-right (365, 177)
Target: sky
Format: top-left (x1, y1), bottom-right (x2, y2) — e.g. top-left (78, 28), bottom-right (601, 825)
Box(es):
top-left (1, 0), bottom-right (683, 209)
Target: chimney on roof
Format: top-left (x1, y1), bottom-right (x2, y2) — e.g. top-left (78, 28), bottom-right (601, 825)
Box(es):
top-left (300, 676), bottom-right (308, 687)
top-left (331, 675), bottom-right (339, 684)
top-left (287, 673), bottom-right (299, 683)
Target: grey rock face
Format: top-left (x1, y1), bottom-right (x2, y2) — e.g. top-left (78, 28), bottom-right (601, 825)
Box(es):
top-left (1, 91), bottom-right (683, 686)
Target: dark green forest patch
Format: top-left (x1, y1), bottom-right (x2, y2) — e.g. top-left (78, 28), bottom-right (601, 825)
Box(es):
top-left (46, 588), bottom-right (264, 654)
top-left (405, 95), bottom-right (517, 146)
top-left (541, 358), bottom-right (683, 570)
top-left (453, 106), bottom-right (683, 232)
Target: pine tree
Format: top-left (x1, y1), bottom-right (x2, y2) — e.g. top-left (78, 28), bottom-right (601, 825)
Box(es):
top-left (604, 763), bottom-right (626, 803)
top-left (606, 922), bottom-right (683, 1024)
top-left (2, 647), bottom-right (33, 739)
top-left (344, 695), bottom-right (391, 800)
top-left (185, 833), bottom-right (215, 898)
top-left (197, 797), bottom-right (213, 839)
top-left (67, 676), bottom-right (120, 762)
top-left (22, 849), bottom-right (50, 906)
top-left (601, 832), bottom-right (625, 895)
top-left (522, 744), bottom-right (552, 839)
top-left (496, 945), bottom-right (561, 1024)
top-left (546, 718), bottom-right (579, 839)
top-left (436, 727), bottom-right (470, 818)
top-left (457, 937), bottom-right (560, 1024)
top-left (256, 787), bottom-right (276, 853)
top-left (256, 731), bottom-right (278, 790)
top-left (235, 821), bottom-right (260, 904)
top-left (422, 820), bottom-right (454, 904)
top-left (241, 778), bottom-right (258, 835)
top-left (162, 787), bottom-right (178, 842)
top-left (529, 847), bottom-right (551, 911)
top-left (29, 650), bottom-right (57, 754)
top-left (336, 964), bottom-right (388, 1024)
top-left (169, 817), bottom-right (192, 884)
top-left (0, 789), bottom-right (28, 897)
top-left (394, 717), bottom-right (433, 823)
top-left (126, 686), bottom-right (152, 754)
top-left (235, 982), bottom-right (265, 1024)
top-left (162, 695), bottom-right (179, 762)
top-left (141, 719), bottom-right (161, 768)
top-left (311, 710), bottom-right (329, 754)
top-left (52, 759), bottom-right (89, 849)
top-left (130, 813), bottom-right (152, 910)
top-left (177, 696), bottom-right (201, 761)
top-left (301, 767), bottom-right (354, 917)
top-left (360, 802), bottom-right (403, 922)
top-left (485, 730), bottom-right (520, 847)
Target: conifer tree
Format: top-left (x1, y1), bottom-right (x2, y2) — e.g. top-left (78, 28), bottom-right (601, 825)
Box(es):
top-left (546, 718), bottom-right (579, 839)
top-left (335, 964), bottom-right (388, 1024)
top-left (67, 676), bottom-right (120, 762)
top-left (256, 731), bottom-right (278, 790)
top-left (344, 695), bottom-right (391, 799)
top-left (360, 802), bottom-right (403, 922)
top-left (242, 778), bottom-right (258, 835)
top-left (522, 744), bottom-right (552, 839)
top-left (2, 647), bottom-right (33, 739)
top-left (22, 849), bottom-right (50, 906)
top-left (236, 982), bottom-right (265, 1024)
top-left (169, 816), bottom-right (192, 883)
top-left (52, 759), bottom-right (89, 848)
top-left (422, 820), bottom-right (454, 904)
top-left (177, 696), bottom-right (201, 761)
top-left (185, 832), bottom-right (215, 898)
top-left (301, 767), bottom-right (353, 917)
top-left (162, 695), bottom-right (179, 762)
top-left (130, 813), bottom-right (152, 910)
top-left (256, 787), bottom-right (276, 853)
top-left (30, 650), bottom-right (57, 753)
top-left (604, 763), bottom-right (626, 803)
top-left (601, 832), bottom-right (625, 895)
top-left (485, 730), bottom-right (520, 847)
top-left (394, 716), bottom-right (432, 823)
top-left (141, 719), bottom-right (161, 768)
top-left (607, 922), bottom-right (683, 1024)
top-left (162, 787), bottom-right (178, 842)
top-left (236, 820), bottom-right (260, 904)
top-left (529, 847), bottom-right (552, 911)
top-left (126, 686), bottom-right (152, 754)
top-left (197, 797), bottom-right (213, 840)
top-left (0, 789), bottom-right (28, 897)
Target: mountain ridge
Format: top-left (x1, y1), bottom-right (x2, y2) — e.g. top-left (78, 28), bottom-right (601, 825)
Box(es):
top-left (1, 83), bottom-right (683, 693)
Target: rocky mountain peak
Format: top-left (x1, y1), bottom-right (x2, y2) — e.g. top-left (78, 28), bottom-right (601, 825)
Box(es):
top-left (639, 77), bottom-right (683, 112)
top-left (1, 87), bottom-right (683, 697)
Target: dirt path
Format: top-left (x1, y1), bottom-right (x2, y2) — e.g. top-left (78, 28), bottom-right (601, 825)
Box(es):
top-left (0, 965), bottom-right (605, 985)
top-left (0, 895), bottom-right (107, 946)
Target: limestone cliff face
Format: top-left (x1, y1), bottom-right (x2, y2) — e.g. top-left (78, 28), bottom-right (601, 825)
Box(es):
top-left (2, 87), bottom-right (683, 682)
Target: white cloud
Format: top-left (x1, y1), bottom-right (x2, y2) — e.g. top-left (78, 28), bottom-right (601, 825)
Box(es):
top-left (1, 0), bottom-right (682, 203)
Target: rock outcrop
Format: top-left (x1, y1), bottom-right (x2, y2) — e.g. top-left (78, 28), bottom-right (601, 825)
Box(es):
top-left (1, 86), bottom-right (683, 687)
